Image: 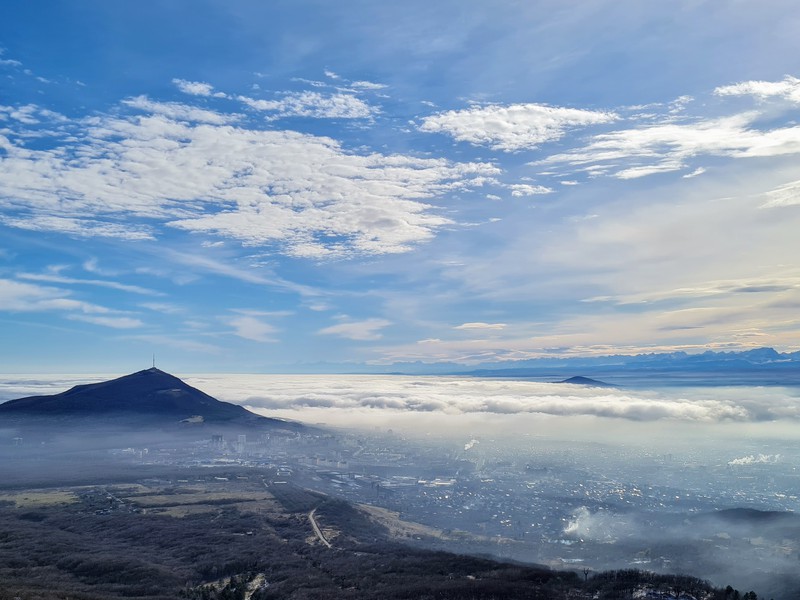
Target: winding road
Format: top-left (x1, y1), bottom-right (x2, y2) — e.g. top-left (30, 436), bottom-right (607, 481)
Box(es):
top-left (308, 508), bottom-right (332, 548)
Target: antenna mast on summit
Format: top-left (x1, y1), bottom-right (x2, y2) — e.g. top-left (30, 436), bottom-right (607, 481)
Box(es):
top-left (152, 354), bottom-right (156, 368)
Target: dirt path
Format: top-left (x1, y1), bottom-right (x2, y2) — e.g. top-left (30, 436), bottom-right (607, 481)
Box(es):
top-left (308, 507), bottom-right (332, 548)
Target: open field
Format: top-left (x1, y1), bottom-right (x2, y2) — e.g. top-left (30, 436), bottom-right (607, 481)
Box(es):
top-left (128, 490), bottom-right (275, 507)
top-left (123, 487), bottom-right (280, 517)
top-left (358, 503), bottom-right (446, 539)
top-left (0, 489), bottom-right (78, 508)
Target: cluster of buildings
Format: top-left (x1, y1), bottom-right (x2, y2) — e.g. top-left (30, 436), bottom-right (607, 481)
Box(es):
top-left (104, 424), bottom-right (799, 576)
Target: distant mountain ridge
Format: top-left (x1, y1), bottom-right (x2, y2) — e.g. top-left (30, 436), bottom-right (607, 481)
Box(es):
top-left (461, 346), bottom-right (800, 373)
top-left (0, 367), bottom-right (301, 432)
top-left (457, 346), bottom-right (800, 383)
top-left (264, 346), bottom-right (800, 377)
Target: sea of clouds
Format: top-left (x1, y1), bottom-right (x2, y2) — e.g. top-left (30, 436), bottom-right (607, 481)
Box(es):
top-left (2, 374), bottom-right (800, 442)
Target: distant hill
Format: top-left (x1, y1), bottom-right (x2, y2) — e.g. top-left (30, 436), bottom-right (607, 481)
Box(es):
top-left (557, 376), bottom-right (616, 388)
top-left (0, 367), bottom-right (302, 433)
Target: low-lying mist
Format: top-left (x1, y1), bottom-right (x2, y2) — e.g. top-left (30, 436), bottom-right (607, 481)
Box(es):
top-left (2, 373), bottom-right (800, 597)
top-left (3, 372), bottom-right (800, 449)
top-left (190, 374), bottom-right (800, 449)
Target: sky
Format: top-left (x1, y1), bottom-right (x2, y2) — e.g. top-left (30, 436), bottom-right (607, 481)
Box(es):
top-left (2, 1), bottom-right (800, 373)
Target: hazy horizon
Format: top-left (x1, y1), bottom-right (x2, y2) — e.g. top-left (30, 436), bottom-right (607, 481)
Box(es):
top-left (3, 372), bottom-right (800, 447)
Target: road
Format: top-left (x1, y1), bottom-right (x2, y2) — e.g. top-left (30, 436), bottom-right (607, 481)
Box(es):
top-left (308, 507), bottom-right (332, 548)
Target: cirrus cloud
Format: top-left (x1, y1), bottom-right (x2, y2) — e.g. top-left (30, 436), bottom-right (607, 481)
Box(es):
top-left (68, 314), bottom-right (143, 329)
top-left (454, 322), bottom-right (507, 331)
top-left (228, 314), bottom-right (278, 342)
top-left (318, 318), bottom-right (392, 341)
top-left (0, 278), bottom-right (144, 329)
top-left (761, 179), bottom-right (800, 208)
top-left (537, 111), bottom-right (800, 179)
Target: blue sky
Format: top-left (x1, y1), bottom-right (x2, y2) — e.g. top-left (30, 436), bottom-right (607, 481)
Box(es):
top-left (2, 1), bottom-right (800, 373)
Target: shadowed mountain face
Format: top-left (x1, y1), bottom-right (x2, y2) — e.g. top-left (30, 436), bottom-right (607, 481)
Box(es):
top-left (0, 368), bottom-right (299, 431)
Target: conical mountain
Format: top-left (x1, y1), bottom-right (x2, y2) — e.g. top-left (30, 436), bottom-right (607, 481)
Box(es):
top-left (0, 368), bottom-right (300, 431)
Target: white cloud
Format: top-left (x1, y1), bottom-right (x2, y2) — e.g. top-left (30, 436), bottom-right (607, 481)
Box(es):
top-left (350, 80), bottom-right (388, 90)
top-left (454, 322), bottom-right (507, 330)
top-left (418, 103), bottom-right (618, 151)
top-left (0, 104), bottom-right (40, 124)
top-left (305, 302), bottom-right (332, 312)
top-left (237, 91), bottom-right (376, 119)
top-left (0, 278), bottom-right (143, 329)
top-left (18, 273), bottom-right (161, 296)
top-left (527, 78), bottom-right (800, 180)
top-left (0, 278), bottom-right (64, 311)
top-left (172, 78), bottom-right (218, 97)
top-left (509, 183), bottom-right (553, 197)
top-left (68, 314), bottom-right (144, 329)
top-left (538, 111), bottom-right (800, 179)
top-left (668, 95), bottom-right (694, 113)
top-left (122, 95), bottom-right (237, 124)
top-left (140, 302), bottom-right (183, 314)
top-left (318, 318), bottom-right (391, 341)
top-left (0, 104), bottom-right (498, 258)
top-left (125, 334), bottom-right (220, 354)
top-left (163, 250), bottom-right (317, 296)
top-left (82, 258), bottom-right (115, 276)
top-left (682, 167), bottom-right (706, 178)
top-left (1, 280), bottom-right (114, 315)
top-left (0, 215), bottom-right (154, 241)
top-left (184, 374), bottom-right (791, 423)
top-left (715, 75), bottom-right (800, 104)
top-left (228, 315), bottom-right (278, 342)
top-left (760, 179), bottom-right (800, 208)
top-left (584, 274), bottom-right (800, 306)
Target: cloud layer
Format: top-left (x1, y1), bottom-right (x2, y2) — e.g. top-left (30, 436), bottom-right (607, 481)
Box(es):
top-left (179, 374), bottom-right (800, 423)
top-left (0, 104), bottom-right (497, 258)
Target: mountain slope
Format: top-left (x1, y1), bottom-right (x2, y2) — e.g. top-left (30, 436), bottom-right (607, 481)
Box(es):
top-left (0, 367), bottom-right (300, 431)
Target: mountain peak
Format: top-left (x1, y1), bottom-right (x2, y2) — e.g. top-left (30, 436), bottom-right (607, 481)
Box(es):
top-left (0, 368), bottom-right (301, 432)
